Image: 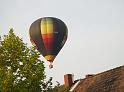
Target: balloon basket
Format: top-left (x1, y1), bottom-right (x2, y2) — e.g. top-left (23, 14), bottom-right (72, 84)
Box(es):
top-left (49, 63), bottom-right (53, 69)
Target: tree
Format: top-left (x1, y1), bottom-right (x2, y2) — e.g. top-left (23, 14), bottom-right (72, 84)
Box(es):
top-left (0, 29), bottom-right (47, 92)
top-left (44, 81), bottom-right (70, 92)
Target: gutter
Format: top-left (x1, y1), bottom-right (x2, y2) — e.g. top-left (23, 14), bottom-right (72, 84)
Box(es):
top-left (69, 80), bottom-right (81, 92)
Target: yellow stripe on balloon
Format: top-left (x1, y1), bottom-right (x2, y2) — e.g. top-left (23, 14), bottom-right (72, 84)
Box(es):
top-left (40, 18), bottom-right (47, 34)
top-left (46, 18), bottom-right (54, 34)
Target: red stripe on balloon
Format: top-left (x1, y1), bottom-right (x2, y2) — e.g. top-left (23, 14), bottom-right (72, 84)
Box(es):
top-left (48, 38), bottom-right (53, 51)
top-left (42, 34), bottom-right (54, 52)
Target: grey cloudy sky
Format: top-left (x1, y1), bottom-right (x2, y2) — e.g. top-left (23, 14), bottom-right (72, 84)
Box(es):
top-left (0, 0), bottom-right (124, 84)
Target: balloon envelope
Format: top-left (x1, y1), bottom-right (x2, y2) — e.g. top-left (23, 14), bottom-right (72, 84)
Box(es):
top-left (29, 17), bottom-right (68, 63)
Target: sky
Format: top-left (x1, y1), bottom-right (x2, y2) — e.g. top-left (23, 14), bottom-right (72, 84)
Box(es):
top-left (0, 0), bottom-right (124, 85)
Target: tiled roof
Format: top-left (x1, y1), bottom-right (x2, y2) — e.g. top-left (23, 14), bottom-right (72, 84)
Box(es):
top-left (71, 65), bottom-right (124, 92)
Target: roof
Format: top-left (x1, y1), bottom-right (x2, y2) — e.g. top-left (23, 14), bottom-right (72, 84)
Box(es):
top-left (71, 65), bottom-right (124, 92)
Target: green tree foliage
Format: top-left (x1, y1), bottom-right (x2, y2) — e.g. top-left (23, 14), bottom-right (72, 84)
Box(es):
top-left (0, 29), bottom-right (48, 92)
top-left (46, 85), bottom-right (70, 92)
top-left (44, 81), bottom-right (69, 92)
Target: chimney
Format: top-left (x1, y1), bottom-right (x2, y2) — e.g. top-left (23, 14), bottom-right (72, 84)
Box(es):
top-left (64, 74), bottom-right (73, 87)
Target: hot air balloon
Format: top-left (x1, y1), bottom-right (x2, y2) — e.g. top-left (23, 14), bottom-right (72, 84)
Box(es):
top-left (29, 17), bottom-right (68, 68)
